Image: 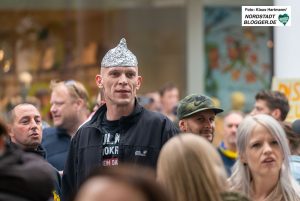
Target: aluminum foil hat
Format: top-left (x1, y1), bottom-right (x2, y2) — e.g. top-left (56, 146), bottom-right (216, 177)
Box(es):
top-left (101, 38), bottom-right (138, 67)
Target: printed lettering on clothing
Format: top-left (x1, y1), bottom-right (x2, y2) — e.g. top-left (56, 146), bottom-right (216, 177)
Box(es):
top-left (102, 132), bottom-right (120, 166)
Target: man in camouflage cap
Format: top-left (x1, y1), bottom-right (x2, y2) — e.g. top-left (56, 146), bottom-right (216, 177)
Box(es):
top-left (177, 94), bottom-right (223, 142)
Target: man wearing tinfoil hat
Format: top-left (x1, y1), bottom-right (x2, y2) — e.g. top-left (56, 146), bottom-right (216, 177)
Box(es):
top-left (62, 38), bottom-right (179, 201)
top-left (177, 94), bottom-right (223, 142)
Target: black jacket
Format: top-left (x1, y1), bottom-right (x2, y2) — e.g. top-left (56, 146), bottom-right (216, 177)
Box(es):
top-left (10, 143), bottom-right (62, 201)
top-left (62, 102), bottom-right (179, 201)
top-left (0, 143), bottom-right (55, 201)
top-left (23, 145), bottom-right (62, 200)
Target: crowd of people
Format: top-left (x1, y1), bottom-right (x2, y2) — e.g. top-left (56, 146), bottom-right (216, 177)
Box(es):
top-left (1, 38), bottom-right (300, 201)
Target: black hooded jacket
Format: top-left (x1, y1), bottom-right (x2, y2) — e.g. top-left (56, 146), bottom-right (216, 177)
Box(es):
top-left (62, 102), bottom-right (179, 201)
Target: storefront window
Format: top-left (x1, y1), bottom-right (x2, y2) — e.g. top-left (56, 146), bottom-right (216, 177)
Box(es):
top-left (0, 1), bottom-right (186, 119)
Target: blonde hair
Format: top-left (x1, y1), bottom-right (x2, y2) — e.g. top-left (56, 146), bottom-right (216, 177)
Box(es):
top-left (229, 114), bottom-right (300, 201)
top-left (157, 133), bottom-right (227, 201)
top-left (50, 80), bottom-right (90, 112)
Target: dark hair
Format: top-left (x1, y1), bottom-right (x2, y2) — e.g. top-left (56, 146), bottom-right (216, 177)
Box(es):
top-left (255, 90), bottom-right (290, 121)
top-left (73, 165), bottom-right (171, 201)
top-left (6, 103), bottom-right (36, 124)
top-left (281, 121), bottom-right (300, 155)
top-left (159, 82), bottom-right (178, 97)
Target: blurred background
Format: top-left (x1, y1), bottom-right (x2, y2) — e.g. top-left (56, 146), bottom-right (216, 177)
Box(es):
top-left (0, 0), bottom-right (299, 123)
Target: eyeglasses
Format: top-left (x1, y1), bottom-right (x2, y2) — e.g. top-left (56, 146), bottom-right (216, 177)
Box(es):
top-left (64, 80), bottom-right (86, 100)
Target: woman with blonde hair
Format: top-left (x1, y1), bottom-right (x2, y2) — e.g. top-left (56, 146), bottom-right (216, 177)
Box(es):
top-left (157, 133), bottom-right (249, 201)
top-left (73, 165), bottom-right (171, 201)
top-left (229, 114), bottom-right (300, 201)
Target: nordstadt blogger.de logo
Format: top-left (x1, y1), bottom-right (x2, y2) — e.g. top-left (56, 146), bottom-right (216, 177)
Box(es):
top-left (242, 6), bottom-right (291, 26)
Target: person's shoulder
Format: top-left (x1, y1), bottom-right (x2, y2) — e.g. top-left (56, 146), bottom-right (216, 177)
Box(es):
top-left (141, 108), bottom-right (179, 131)
top-left (43, 127), bottom-right (70, 138)
top-left (43, 127), bottom-right (57, 134)
top-left (72, 121), bottom-right (100, 142)
top-left (42, 128), bottom-right (66, 145)
top-left (142, 108), bottom-right (169, 120)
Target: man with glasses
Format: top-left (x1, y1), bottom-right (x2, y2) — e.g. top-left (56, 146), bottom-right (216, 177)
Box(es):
top-left (42, 80), bottom-right (90, 172)
top-left (62, 38), bottom-right (179, 201)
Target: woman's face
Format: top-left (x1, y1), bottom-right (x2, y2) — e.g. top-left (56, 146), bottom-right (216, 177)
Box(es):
top-left (242, 124), bottom-right (284, 179)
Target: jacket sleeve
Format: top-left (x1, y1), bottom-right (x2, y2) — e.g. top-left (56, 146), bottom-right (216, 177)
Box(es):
top-left (161, 118), bottom-right (180, 145)
top-left (62, 132), bottom-right (79, 201)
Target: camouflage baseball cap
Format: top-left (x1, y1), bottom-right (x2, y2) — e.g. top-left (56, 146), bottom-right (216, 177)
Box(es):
top-left (177, 94), bottom-right (223, 120)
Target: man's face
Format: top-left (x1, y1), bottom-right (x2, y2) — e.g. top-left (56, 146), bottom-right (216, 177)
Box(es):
top-left (96, 67), bottom-right (142, 106)
top-left (9, 104), bottom-right (42, 149)
top-left (251, 99), bottom-right (272, 116)
top-left (251, 99), bottom-right (281, 121)
top-left (179, 110), bottom-right (216, 142)
top-left (223, 113), bottom-right (243, 146)
top-left (50, 85), bottom-right (79, 129)
top-left (149, 93), bottom-right (161, 112)
top-left (161, 88), bottom-right (179, 113)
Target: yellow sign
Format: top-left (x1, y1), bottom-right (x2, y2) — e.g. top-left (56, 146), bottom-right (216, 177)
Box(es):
top-left (272, 77), bottom-right (300, 122)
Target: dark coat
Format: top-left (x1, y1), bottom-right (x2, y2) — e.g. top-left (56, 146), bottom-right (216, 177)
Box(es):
top-left (42, 127), bottom-right (71, 171)
top-left (62, 102), bottom-right (179, 201)
top-left (0, 143), bottom-right (55, 201)
top-left (23, 144), bottom-right (62, 200)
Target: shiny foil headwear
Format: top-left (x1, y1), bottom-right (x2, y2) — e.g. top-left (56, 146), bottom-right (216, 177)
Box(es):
top-left (101, 38), bottom-right (138, 68)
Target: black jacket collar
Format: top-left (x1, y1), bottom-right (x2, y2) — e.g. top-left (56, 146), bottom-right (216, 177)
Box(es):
top-left (88, 99), bottom-right (143, 131)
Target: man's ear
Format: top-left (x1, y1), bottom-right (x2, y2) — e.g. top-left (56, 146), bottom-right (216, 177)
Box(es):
top-left (136, 76), bottom-right (142, 90)
top-left (95, 74), bottom-right (103, 88)
top-left (271, 108), bottom-right (281, 121)
top-left (75, 98), bottom-right (84, 109)
top-left (179, 120), bottom-right (187, 132)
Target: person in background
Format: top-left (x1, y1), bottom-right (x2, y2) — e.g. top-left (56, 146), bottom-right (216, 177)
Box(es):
top-left (251, 90), bottom-right (289, 121)
top-left (0, 118), bottom-right (55, 201)
top-left (42, 79), bottom-right (90, 171)
top-left (8, 103), bottom-right (45, 155)
top-left (6, 103), bottom-right (61, 200)
top-left (281, 120), bottom-right (300, 184)
top-left (73, 165), bottom-right (171, 201)
top-left (62, 38), bottom-right (179, 201)
top-left (229, 114), bottom-right (300, 201)
top-left (92, 88), bottom-right (105, 113)
top-left (159, 82), bottom-right (179, 122)
top-left (218, 111), bottom-right (244, 176)
top-left (157, 133), bottom-right (250, 201)
top-left (144, 91), bottom-right (161, 112)
top-left (177, 94), bottom-right (223, 142)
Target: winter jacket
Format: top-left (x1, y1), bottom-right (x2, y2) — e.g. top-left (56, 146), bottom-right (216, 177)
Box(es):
top-left (0, 143), bottom-right (55, 201)
top-left (42, 127), bottom-right (71, 171)
top-left (62, 102), bottom-right (179, 201)
top-left (10, 143), bottom-right (62, 201)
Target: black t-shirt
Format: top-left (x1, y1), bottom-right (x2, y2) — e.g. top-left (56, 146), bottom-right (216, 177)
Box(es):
top-left (101, 115), bottom-right (121, 166)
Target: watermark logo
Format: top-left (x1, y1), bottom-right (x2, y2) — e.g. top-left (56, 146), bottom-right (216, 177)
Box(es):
top-left (278, 13), bottom-right (289, 25)
top-left (242, 6), bottom-right (291, 26)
